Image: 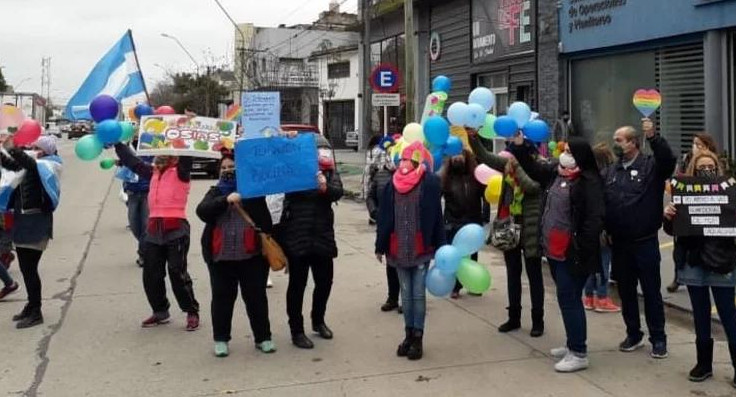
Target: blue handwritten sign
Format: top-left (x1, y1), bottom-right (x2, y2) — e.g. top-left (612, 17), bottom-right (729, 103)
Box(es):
top-left (242, 92), bottom-right (281, 140)
top-left (235, 134), bottom-right (319, 198)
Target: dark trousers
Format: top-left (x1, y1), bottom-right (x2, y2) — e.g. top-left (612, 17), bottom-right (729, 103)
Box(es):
top-left (550, 259), bottom-right (588, 354)
top-left (688, 286), bottom-right (736, 343)
top-left (612, 237), bottom-right (666, 344)
top-left (386, 265), bottom-right (399, 302)
top-left (208, 256), bottom-right (271, 344)
top-left (503, 248), bottom-right (544, 315)
top-left (17, 247), bottom-right (43, 309)
top-left (126, 192), bottom-right (148, 257)
top-left (453, 253), bottom-right (479, 293)
top-left (286, 253), bottom-right (333, 335)
top-left (142, 237), bottom-right (199, 314)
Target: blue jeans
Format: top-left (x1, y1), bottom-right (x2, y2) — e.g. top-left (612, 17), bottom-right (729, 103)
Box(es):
top-left (0, 261), bottom-right (13, 287)
top-left (396, 264), bottom-right (427, 331)
top-left (549, 259), bottom-right (588, 355)
top-left (584, 246), bottom-right (611, 297)
top-left (688, 286), bottom-right (736, 343)
top-left (127, 192), bottom-right (149, 257)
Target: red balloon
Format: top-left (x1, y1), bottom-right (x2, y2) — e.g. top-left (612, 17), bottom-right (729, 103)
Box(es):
top-left (14, 119), bottom-right (42, 146)
top-left (155, 106), bottom-right (176, 115)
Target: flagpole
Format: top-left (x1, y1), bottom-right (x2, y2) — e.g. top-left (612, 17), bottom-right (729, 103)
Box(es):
top-left (128, 29), bottom-right (150, 104)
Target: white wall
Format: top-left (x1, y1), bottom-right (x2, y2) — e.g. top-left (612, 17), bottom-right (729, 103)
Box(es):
top-left (313, 49), bottom-right (360, 133)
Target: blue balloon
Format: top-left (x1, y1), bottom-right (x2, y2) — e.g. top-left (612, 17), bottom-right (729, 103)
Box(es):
top-left (523, 119), bottom-right (550, 143)
top-left (430, 147), bottom-right (444, 173)
top-left (426, 266), bottom-right (457, 297)
top-left (435, 245), bottom-right (462, 276)
top-left (466, 103), bottom-right (487, 129)
top-left (468, 87), bottom-right (495, 112)
top-left (96, 120), bottom-right (123, 145)
top-left (134, 104), bottom-right (154, 119)
top-left (432, 75), bottom-right (452, 93)
top-left (508, 102), bottom-right (532, 129)
top-left (493, 115), bottom-right (518, 138)
top-left (444, 136), bottom-right (463, 157)
top-left (446, 102), bottom-right (469, 126)
top-left (89, 95), bottom-right (120, 123)
top-left (452, 223), bottom-right (485, 257)
top-left (424, 116), bottom-right (450, 146)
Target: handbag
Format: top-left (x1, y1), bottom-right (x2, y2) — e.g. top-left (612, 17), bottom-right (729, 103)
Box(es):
top-left (233, 203), bottom-right (289, 272)
top-left (489, 216), bottom-right (521, 251)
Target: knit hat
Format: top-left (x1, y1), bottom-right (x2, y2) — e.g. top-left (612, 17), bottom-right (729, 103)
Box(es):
top-left (400, 141), bottom-right (433, 171)
top-left (35, 135), bottom-right (57, 155)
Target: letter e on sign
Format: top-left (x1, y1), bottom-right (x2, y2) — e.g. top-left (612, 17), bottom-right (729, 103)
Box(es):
top-left (370, 64), bottom-right (400, 93)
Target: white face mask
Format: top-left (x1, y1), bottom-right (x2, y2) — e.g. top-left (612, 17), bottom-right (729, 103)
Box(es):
top-left (559, 152), bottom-right (577, 169)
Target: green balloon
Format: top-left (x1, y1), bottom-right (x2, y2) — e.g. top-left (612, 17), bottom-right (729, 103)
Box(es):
top-left (479, 114), bottom-right (497, 139)
top-left (548, 141), bottom-right (557, 151)
top-left (75, 135), bottom-right (103, 161)
top-left (120, 121), bottom-right (136, 142)
top-left (456, 258), bottom-right (492, 294)
top-left (99, 158), bottom-right (116, 170)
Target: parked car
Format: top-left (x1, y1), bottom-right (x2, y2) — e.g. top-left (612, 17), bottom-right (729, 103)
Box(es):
top-left (345, 131), bottom-right (359, 151)
top-left (68, 121), bottom-right (93, 139)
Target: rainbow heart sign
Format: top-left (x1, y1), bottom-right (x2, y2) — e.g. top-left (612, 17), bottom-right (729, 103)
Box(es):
top-left (633, 89), bottom-right (662, 117)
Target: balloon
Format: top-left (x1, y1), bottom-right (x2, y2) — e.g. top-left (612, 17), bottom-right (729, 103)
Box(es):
top-left (432, 75), bottom-right (452, 93)
top-left (523, 119), bottom-right (550, 143)
top-left (444, 136), bottom-right (463, 157)
top-left (134, 104), bottom-right (154, 119)
top-left (446, 102), bottom-right (469, 126)
top-left (548, 141), bottom-right (558, 152)
top-left (430, 147), bottom-right (444, 173)
top-left (426, 266), bottom-right (457, 297)
top-left (499, 150), bottom-right (515, 160)
top-left (508, 102), bottom-right (532, 128)
top-left (424, 116), bottom-right (450, 146)
top-left (557, 141), bottom-right (567, 152)
top-left (452, 224), bottom-right (485, 257)
top-left (466, 103), bottom-right (487, 129)
top-left (468, 87), bottom-right (495, 112)
top-left (485, 175), bottom-right (503, 205)
top-left (474, 164), bottom-right (501, 185)
top-left (0, 105), bottom-right (26, 132)
top-left (119, 122), bottom-right (136, 142)
top-left (75, 134), bottom-right (103, 161)
top-left (99, 158), bottom-right (116, 170)
top-left (89, 95), bottom-right (119, 122)
top-left (493, 115), bottom-right (518, 138)
top-left (402, 123), bottom-right (425, 144)
top-left (155, 105), bottom-right (176, 115)
top-left (96, 119), bottom-right (123, 145)
top-left (479, 114), bottom-right (496, 139)
top-left (434, 245), bottom-right (462, 276)
top-left (13, 119), bottom-right (42, 146)
top-left (456, 258), bottom-right (492, 294)
top-left (127, 108), bottom-right (138, 121)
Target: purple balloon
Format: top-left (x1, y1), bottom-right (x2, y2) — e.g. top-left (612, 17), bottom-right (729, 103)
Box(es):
top-left (89, 95), bottom-right (120, 123)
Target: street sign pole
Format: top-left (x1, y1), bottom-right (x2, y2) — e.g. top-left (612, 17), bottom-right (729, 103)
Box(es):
top-left (383, 106), bottom-right (388, 136)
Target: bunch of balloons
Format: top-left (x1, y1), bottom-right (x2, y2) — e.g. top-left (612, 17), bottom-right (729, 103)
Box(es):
top-left (426, 224), bottom-right (492, 297)
top-left (75, 95), bottom-right (140, 165)
top-left (493, 101), bottom-right (551, 143)
top-left (445, 87), bottom-right (496, 133)
top-left (474, 163), bottom-right (504, 205)
top-left (0, 104), bottom-right (43, 146)
top-left (548, 141), bottom-right (567, 159)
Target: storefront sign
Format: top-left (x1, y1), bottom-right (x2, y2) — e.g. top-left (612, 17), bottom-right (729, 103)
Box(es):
top-left (565, 0), bottom-right (628, 35)
top-left (472, 0), bottom-right (534, 62)
top-left (370, 64), bottom-right (400, 93)
top-left (429, 32), bottom-right (442, 61)
top-left (671, 176), bottom-right (736, 237)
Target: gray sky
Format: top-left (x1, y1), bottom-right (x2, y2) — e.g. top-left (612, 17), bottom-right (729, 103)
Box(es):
top-left (0, 0), bottom-right (356, 106)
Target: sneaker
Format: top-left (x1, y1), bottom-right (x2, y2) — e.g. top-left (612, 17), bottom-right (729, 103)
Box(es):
top-left (550, 347), bottom-right (569, 360)
top-left (583, 295), bottom-right (594, 311)
top-left (450, 291), bottom-right (460, 299)
top-left (594, 297), bottom-right (621, 313)
top-left (266, 277), bottom-right (273, 289)
top-left (619, 336), bottom-right (645, 352)
top-left (256, 340), bottom-right (277, 353)
top-left (186, 313), bottom-right (200, 331)
top-left (554, 352), bottom-right (589, 373)
top-left (16, 309), bottom-right (43, 329)
top-left (650, 341), bottom-right (668, 359)
top-left (141, 313), bottom-right (170, 328)
top-left (214, 341), bottom-right (229, 357)
top-left (0, 281), bottom-right (19, 300)
top-left (12, 304), bottom-right (32, 321)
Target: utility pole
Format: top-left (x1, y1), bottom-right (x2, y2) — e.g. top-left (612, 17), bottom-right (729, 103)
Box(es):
top-left (361, 0), bottom-right (372, 150)
top-left (404, 0), bottom-right (415, 123)
top-left (41, 57), bottom-right (51, 124)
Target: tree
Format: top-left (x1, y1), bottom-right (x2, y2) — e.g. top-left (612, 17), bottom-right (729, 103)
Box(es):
top-left (0, 68), bottom-right (7, 92)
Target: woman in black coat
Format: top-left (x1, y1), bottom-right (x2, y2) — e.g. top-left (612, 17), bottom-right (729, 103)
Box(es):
top-left (196, 153), bottom-right (275, 358)
top-left (510, 136), bottom-right (604, 373)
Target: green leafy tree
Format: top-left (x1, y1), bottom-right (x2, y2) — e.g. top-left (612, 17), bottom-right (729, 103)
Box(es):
top-left (169, 72), bottom-right (229, 117)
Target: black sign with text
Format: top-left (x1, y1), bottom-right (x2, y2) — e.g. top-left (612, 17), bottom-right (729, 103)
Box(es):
top-left (671, 176), bottom-right (736, 237)
top-left (471, 0), bottom-right (534, 62)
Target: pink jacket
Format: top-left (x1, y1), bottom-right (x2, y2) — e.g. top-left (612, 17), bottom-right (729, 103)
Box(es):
top-left (148, 167), bottom-right (190, 219)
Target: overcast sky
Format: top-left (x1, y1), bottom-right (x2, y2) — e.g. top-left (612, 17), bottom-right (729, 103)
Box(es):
top-left (0, 0), bottom-right (356, 105)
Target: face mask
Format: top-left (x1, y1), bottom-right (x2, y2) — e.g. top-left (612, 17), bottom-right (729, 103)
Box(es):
top-left (612, 144), bottom-right (624, 157)
top-left (399, 160), bottom-right (414, 175)
top-left (559, 152), bottom-right (577, 169)
top-left (695, 169), bottom-right (717, 179)
top-left (220, 170), bottom-right (235, 182)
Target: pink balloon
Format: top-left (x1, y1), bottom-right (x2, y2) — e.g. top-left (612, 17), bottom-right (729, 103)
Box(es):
top-left (155, 105), bottom-right (176, 115)
top-left (499, 150), bottom-right (516, 160)
top-left (474, 164), bottom-right (502, 185)
top-left (13, 119), bottom-right (42, 146)
top-left (0, 105), bottom-right (26, 131)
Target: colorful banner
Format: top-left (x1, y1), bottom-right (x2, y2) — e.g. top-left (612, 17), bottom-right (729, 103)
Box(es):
top-left (235, 134), bottom-right (319, 198)
top-left (671, 176), bottom-right (736, 237)
top-left (136, 115), bottom-right (237, 159)
top-left (241, 92), bottom-right (281, 140)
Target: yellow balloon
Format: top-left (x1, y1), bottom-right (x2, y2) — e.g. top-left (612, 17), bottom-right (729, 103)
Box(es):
top-left (485, 175), bottom-right (503, 205)
top-left (403, 123), bottom-right (425, 144)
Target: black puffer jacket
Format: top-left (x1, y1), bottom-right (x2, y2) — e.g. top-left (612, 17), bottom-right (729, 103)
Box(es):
top-left (278, 170), bottom-right (343, 259)
top-left (442, 171), bottom-right (487, 228)
top-left (1, 149), bottom-right (53, 213)
top-left (366, 168), bottom-right (393, 221)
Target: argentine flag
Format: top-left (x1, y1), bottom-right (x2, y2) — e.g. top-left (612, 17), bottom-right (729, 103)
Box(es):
top-left (65, 30), bottom-right (147, 120)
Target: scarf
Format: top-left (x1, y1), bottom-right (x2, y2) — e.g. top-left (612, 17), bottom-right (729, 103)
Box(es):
top-left (557, 165), bottom-right (581, 179)
top-left (393, 164), bottom-right (425, 194)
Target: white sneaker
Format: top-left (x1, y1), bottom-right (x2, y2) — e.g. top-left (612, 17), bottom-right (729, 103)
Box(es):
top-left (550, 347), bottom-right (569, 360)
top-left (266, 277), bottom-right (273, 288)
top-left (554, 352), bottom-right (589, 373)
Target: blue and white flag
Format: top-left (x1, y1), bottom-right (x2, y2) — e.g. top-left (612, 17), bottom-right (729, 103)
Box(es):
top-left (65, 30), bottom-right (147, 120)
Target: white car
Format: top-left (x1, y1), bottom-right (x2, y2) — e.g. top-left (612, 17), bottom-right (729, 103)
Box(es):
top-left (345, 131), bottom-right (359, 151)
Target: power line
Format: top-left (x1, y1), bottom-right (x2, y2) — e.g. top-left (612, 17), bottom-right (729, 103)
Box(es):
top-left (265, 0), bottom-right (353, 55)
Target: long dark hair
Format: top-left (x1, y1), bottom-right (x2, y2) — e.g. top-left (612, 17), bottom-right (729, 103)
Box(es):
top-left (441, 149), bottom-right (478, 192)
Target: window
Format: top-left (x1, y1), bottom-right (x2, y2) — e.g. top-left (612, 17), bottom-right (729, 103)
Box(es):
top-left (327, 62), bottom-right (350, 79)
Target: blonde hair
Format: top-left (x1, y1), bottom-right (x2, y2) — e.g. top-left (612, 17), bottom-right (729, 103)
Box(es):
top-left (686, 150), bottom-right (723, 177)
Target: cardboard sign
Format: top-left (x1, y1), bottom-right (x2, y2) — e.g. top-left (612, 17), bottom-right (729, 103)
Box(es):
top-left (136, 115), bottom-right (236, 159)
top-left (241, 92), bottom-right (281, 140)
top-left (235, 134), bottom-right (319, 198)
top-left (671, 176), bottom-right (736, 237)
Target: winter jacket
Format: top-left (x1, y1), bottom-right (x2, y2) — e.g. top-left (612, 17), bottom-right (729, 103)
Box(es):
top-left (470, 136), bottom-right (542, 258)
top-left (603, 134), bottom-right (676, 242)
top-left (441, 171), bottom-right (487, 227)
top-left (278, 170), bottom-right (343, 259)
top-left (196, 186), bottom-right (273, 265)
top-left (0, 149), bottom-right (54, 214)
top-left (366, 168), bottom-right (393, 221)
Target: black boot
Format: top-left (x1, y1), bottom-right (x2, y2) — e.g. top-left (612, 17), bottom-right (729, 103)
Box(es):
top-left (381, 299), bottom-right (399, 312)
top-left (16, 307), bottom-right (43, 329)
top-left (407, 329), bottom-right (423, 360)
top-left (498, 307), bottom-right (521, 333)
top-left (689, 338), bottom-right (713, 382)
top-left (530, 308), bottom-right (544, 338)
top-left (729, 343), bottom-right (736, 388)
top-left (12, 304), bottom-right (32, 321)
top-left (396, 327), bottom-right (413, 357)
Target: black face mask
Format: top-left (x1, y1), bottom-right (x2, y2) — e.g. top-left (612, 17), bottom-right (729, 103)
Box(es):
top-left (695, 169), bottom-right (718, 180)
top-left (220, 170), bottom-right (235, 182)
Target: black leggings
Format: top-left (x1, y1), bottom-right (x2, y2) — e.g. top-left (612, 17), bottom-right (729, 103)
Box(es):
top-left (17, 247), bottom-right (43, 309)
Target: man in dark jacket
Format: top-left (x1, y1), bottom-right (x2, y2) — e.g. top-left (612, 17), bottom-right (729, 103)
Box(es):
top-left (123, 138), bottom-right (152, 267)
top-left (603, 118), bottom-right (676, 359)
